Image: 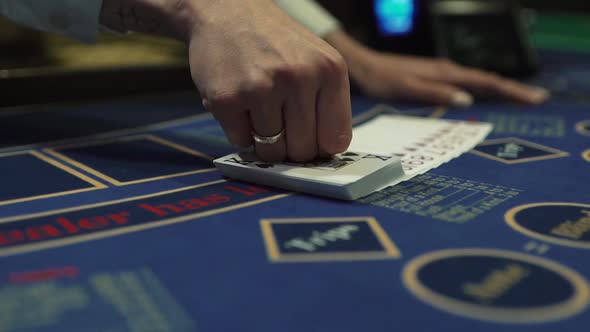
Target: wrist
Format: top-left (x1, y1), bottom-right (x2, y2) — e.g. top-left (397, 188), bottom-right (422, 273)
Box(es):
top-left (274, 0), bottom-right (341, 38)
top-left (324, 30), bottom-right (376, 80)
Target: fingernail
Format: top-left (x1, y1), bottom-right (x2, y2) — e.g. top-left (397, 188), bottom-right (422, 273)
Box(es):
top-left (324, 133), bottom-right (352, 155)
top-left (451, 91), bottom-right (474, 108)
top-left (336, 133), bottom-right (353, 151)
top-left (530, 87), bottom-right (550, 104)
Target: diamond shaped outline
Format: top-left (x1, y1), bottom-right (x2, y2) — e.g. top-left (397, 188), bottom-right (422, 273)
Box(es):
top-left (260, 217), bottom-right (401, 263)
top-left (44, 134), bottom-right (216, 186)
top-left (471, 137), bottom-right (569, 164)
top-left (0, 150), bottom-right (107, 206)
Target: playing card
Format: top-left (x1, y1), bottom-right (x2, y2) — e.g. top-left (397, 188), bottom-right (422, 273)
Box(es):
top-left (215, 105), bottom-right (492, 199)
top-left (214, 151), bottom-right (404, 200)
top-left (348, 105), bottom-right (493, 189)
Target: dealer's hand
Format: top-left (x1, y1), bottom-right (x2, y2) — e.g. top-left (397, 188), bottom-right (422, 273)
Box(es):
top-left (326, 30), bottom-right (549, 107)
top-left (101, 0), bottom-right (353, 162)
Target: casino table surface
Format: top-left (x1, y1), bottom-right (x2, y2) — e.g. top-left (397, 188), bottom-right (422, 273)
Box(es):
top-left (1, 41), bottom-right (590, 332)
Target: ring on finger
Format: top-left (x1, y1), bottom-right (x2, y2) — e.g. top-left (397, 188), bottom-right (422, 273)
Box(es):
top-left (251, 129), bottom-right (284, 145)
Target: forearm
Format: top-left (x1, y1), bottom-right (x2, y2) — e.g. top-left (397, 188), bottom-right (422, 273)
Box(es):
top-left (0, 0), bottom-right (197, 42)
top-left (0, 0), bottom-right (339, 43)
top-left (99, 0), bottom-right (200, 41)
top-left (273, 1), bottom-right (368, 78)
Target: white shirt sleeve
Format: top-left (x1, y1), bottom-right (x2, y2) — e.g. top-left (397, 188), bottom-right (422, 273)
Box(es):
top-left (0, 0), bottom-right (102, 42)
top-left (274, 0), bottom-right (341, 38)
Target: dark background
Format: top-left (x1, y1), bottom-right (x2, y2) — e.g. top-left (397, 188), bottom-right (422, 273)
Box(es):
top-left (318, 0), bottom-right (588, 62)
top-left (520, 0), bottom-right (590, 11)
top-left (318, 0), bottom-right (590, 14)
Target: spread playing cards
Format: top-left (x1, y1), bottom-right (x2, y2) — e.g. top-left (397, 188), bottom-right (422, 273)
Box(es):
top-left (214, 107), bottom-right (493, 199)
top-left (349, 108), bottom-right (493, 189)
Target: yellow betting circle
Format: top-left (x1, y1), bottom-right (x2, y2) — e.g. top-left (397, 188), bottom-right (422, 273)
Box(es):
top-left (506, 202), bottom-right (590, 249)
top-left (577, 120), bottom-right (590, 137)
top-left (403, 248), bottom-right (590, 324)
top-left (583, 150), bottom-right (590, 162)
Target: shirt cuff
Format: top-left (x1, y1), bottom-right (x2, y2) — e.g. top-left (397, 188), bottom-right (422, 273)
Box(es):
top-left (0, 0), bottom-right (103, 43)
top-left (274, 0), bottom-right (341, 38)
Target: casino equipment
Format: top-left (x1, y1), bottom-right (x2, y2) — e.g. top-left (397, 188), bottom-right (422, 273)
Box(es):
top-left (430, 0), bottom-right (539, 77)
top-left (374, 0), bottom-right (417, 36)
top-left (368, 0), bottom-right (435, 56)
top-left (214, 150), bottom-right (406, 200)
top-left (368, 0), bottom-right (539, 77)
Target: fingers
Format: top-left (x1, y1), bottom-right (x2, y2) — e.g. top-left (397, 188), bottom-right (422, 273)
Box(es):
top-left (205, 76), bottom-right (288, 162)
top-left (397, 77), bottom-right (474, 108)
top-left (316, 56), bottom-right (353, 156)
top-left (431, 60), bottom-right (549, 104)
top-left (284, 85), bottom-right (318, 162)
top-left (203, 96), bottom-right (253, 148)
top-left (458, 67), bottom-right (548, 104)
top-left (202, 51), bottom-right (351, 162)
top-left (249, 94), bottom-right (287, 162)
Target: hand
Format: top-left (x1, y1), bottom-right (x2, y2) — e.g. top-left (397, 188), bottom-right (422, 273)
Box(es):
top-left (326, 30), bottom-right (549, 107)
top-left (101, 0), bottom-right (353, 162)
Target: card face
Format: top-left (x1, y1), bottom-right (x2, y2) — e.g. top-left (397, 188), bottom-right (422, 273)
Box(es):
top-left (214, 151), bottom-right (404, 200)
top-left (348, 110), bottom-right (493, 189)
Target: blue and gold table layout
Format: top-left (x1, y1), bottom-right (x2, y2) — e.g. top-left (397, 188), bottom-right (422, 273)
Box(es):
top-left (0, 51), bottom-right (589, 332)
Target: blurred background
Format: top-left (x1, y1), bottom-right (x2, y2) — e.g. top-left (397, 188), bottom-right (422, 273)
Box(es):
top-left (1, 0), bottom-right (589, 106)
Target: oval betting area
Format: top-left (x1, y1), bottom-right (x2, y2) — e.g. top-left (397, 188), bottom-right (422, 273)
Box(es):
top-left (506, 203), bottom-right (590, 249)
top-left (577, 120), bottom-right (590, 137)
top-left (403, 249), bottom-right (590, 323)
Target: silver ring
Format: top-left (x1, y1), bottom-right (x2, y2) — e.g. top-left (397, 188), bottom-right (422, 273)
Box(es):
top-left (252, 129), bottom-right (284, 145)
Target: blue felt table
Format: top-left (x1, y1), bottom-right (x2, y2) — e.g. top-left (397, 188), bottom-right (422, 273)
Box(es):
top-left (0, 51), bottom-right (589, 332)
